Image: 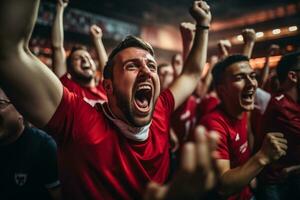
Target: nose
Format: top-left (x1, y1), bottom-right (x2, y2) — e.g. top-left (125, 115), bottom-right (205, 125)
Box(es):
top-left (245, 75), bottom-right (257, 88)
top-left (139, 62), bottom-right (151, 77)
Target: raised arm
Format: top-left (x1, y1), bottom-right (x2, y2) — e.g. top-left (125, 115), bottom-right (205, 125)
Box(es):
top-left (218, 40), bottom-right (231, 59)
top-left (0, 0), bottom-right (63, 127)
top-left (180, 22), bottom-right (196, 62)
top-left (259, 44), bottom-right (280, 88)
top-left (242, 29), bottom-right (256, 59)
top-left (89, 24), bottom-right (108, 79)
top-left (170, 0), bottom-right (211, 110)
top-left (217, 132), bottom-right (287, 197)
top-left (51, 0), bottom-right (68, 78)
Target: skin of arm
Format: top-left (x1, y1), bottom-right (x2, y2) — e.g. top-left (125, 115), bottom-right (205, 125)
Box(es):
top-left (242, 28), bottom-right (256, 59)
top-left (51, 0), bottom-right (68, 78)
top-left (89, 24), bottom-right (108, 80)
top-left (217, 132), bottom-right (287, 197)
top-left (0, 0), bottom-right (63, 127)
top-left (170, 0), bottom-right (211, 110)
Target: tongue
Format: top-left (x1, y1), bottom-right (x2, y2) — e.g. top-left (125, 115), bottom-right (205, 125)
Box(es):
top-left (136, 98), bottom-right (149, 108)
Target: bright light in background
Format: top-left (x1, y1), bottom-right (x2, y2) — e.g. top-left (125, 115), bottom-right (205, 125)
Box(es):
top-left (288, 26), bottom-right (298, 32)
top-left (237, 35), bottom-right (243, 41)
top-left (256, 32), bottom-right (264, 38)
top-left (272, 29), bottom-right (281, 35)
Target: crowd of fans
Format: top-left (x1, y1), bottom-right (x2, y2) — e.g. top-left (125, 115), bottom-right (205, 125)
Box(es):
top-left (0, 0), bottom-right (300, 200)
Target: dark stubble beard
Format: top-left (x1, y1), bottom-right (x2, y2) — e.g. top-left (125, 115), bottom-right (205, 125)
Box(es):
top-left (112, 83), bottom-right (155, 128)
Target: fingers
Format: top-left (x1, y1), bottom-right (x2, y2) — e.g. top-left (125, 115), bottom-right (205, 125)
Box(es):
top-left (144, 182), bottom-right (168, 200)
top-left (181, 142), bottom-right (197, 173)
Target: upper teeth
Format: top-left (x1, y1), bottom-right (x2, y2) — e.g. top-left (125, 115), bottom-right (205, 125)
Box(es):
top-left (138, 85), bottom-right (151, 90)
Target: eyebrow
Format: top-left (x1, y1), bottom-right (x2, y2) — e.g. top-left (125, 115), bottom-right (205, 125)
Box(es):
top-left (123, 58), bottom-right (157, 65)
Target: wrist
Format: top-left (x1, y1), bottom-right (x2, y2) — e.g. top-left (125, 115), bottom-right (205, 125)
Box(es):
top-left (196, 24), bottom-right (210, 30)
top-left (255, 150), bottom-right (270, 166)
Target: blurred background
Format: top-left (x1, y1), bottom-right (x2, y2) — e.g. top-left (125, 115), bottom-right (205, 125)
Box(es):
top-left (32, 0), bottom-right (300, 68)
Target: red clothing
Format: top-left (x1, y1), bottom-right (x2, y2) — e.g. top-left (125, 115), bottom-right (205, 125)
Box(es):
top-left (259, 92), bottom-right (300, 184)
top-left (200, 106), bottom-right (252, 200)
top-left (45, 87), bottom-right (174, 200)
top-left (171, 95), bottom-right (200, 145)
top-left (60, 74), bottom-right (107, 105)
top-left (197, 93), bottom-right (220, 121)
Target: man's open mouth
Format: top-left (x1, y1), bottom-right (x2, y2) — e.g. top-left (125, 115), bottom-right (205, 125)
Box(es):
top-left (133, 84), bottom-right (152, 114)
top-left (241, 90), bottom-right (255, 103)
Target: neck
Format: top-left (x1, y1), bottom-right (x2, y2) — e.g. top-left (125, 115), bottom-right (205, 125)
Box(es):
top-left (220, 102), bottom-right (244, 120)
top-left (73, 76), bottom-right (96, 88)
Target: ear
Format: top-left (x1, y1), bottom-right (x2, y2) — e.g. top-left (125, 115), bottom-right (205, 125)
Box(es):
top-left (287, 71), bottom-right (297, 83)
top-left (103, 79), bottom-right (113, 95)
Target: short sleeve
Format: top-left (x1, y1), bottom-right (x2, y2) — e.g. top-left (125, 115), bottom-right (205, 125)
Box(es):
top-left (45, 87), bottom-right (105, 146)
top-left (38, 135), bottom-right (60, 189)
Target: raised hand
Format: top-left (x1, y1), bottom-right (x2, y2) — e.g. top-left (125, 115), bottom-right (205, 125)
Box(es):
top-left (242, 28), bottom-right (256, 43)
top-left (180, 22), bottom-right (196, 43)
top-left (189, 1), bottom-right (212, 27)
top-left (90, 24), bottom-right (103, 40)
top-left (57, 0), bottom-right (68, 8)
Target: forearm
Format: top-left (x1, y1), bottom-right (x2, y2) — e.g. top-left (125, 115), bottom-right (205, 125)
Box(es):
top-left (260, 56), bottom-right (270, 88)
top-left (183, 28), bottom-right (208, 77)
top-left (52, 5), bottom-right (65, 49)
top-left (92, 37), bottom-right (107, 75)
top-left (219, 153), bottom-right (266, 196)
top-left (243, 41), bottom-right (255, 59)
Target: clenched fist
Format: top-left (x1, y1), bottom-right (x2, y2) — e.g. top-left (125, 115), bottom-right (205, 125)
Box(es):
top-left (242, 28), bottom-right (256, 43)
top-left (90, 24), bottom-right (103, 39)
top-left (257, 132), bottom-right (288, 165)
top-left (189, 1), bottom-right (212, 27)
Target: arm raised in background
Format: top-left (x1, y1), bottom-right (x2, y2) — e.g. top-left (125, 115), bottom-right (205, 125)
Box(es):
top-left (218, 39), bottom-right (231, 59)
top-left (260, 44), bottom-right (280, 88)
top-left (89, 24), bottom-right (108, 80)
top-left (0, 0), bottom-right (63, 127)
top-left (242, 28), bottom-right (256, 58)
top-left (51, 0), bottom-right (68, 78)
top-left (170, 0), bottom-right (211, 110)
top-left (180, 22), bottom-right (196, 62)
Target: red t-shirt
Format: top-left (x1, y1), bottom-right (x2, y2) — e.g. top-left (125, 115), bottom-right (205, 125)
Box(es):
top-left (45, 87), bottom-right (174, 200)
top-left (60, 74), bottom-right (107, 105)
top-left (171, 95), bottom-right (200, 146)
top-left (259, 92), bottom-right (300, 184)
top-left (197, 93), bottom-right (220, 121)
top-left (200, 106), bottom-right (252, 200)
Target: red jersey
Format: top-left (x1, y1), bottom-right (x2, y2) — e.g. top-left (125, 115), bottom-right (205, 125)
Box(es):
top-left (45, 87), bottom-right (174, 200)
top-left (197, 93), bottom-right (220, 121)
top-left (60, 74), bottom-right (107, 105)
top-left (200, 106), bottom-right (252, 200)
top-left (171, 95), bottom-right (200, 146)
top-left (259, 92), bottom-right (300, 184)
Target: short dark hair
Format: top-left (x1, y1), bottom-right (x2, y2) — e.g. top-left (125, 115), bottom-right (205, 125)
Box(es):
top-left (66, 45), bottom-right (88, 70)
top-left (103, 35), bottom-right (154, 79)
top-left (212, 54), bottom-right (249, 85)
top-left (276, 51), bottom-right (300, 84)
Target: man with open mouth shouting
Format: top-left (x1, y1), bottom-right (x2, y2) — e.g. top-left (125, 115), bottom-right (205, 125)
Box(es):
top-left (199, 55), bottom-right (288, 200)
top-left (0, 0), bottom-right (211, 199)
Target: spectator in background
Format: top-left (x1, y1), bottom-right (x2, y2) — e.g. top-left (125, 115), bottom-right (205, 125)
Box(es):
top-left (199, 55), bottom-right (288, 200)
top-left (52, 0), bottom-right (107, 105)
top-left (0, 88), bottom-right (61, 200)
top-left (257, 51), bottom-right (300, 200)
